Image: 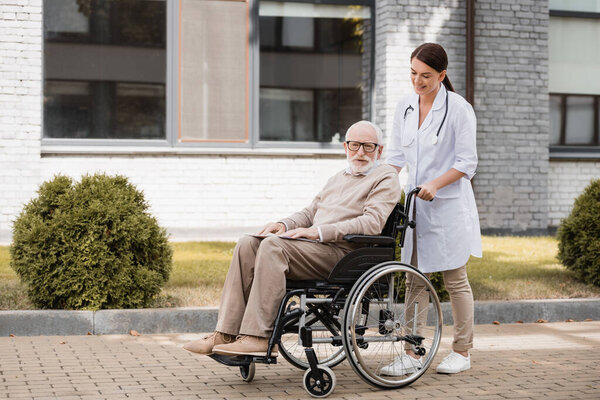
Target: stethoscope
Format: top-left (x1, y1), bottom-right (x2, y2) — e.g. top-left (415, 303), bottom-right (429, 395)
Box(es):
top-left (403, 88), bottom-right (449, 145)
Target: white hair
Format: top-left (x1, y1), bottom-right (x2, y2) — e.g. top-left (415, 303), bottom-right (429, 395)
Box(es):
top-left (345, 120), bottom-right (384, 144)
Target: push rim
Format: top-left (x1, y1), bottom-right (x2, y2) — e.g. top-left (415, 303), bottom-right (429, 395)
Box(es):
top-left (341, 263), bottom-right (442, 388)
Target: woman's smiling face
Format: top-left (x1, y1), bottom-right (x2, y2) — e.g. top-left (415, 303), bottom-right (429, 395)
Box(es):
top-left (410, 57), bottom-right (446, 97)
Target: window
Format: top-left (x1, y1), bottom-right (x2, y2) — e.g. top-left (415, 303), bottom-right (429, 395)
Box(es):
top-left (258, 1), bottom-right (373, 145)
top-left (549, 1), bottom-right (600, 155)
top-left (43, 0), bottom-right (167, 140)
top-left (42, 0), bottom-right (374, 150)
top-left (549, 94), bottom-right (599, 146)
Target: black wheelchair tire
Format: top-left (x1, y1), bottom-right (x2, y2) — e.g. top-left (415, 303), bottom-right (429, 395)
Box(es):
top-left (341, 262), bottom-right (442, 389)
top-left (302, 366), bottom-right (336, 398)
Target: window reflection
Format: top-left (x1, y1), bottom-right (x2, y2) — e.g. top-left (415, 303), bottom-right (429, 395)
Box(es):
top-left (43, 0), bottom-right (166, 140)
top-left (549, 95), bottom-right (562, 145)
top-left (259, 2), bottom-right (372, 143)
top-left (549, 94), bottom-right (599, 147)
top-left (565, 96), bottom-right (594, 145)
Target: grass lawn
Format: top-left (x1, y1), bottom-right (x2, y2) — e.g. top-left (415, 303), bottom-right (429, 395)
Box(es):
top-left (1, 236), bottom-right (599, 309)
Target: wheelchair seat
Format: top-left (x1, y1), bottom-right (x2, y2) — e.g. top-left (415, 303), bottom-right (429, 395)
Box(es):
top-left (286, 201), bottom-right (405, 288)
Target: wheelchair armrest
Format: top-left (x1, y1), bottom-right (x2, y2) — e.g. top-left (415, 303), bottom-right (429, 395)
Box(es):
top-left (342, 234), bottom-right (395, 245)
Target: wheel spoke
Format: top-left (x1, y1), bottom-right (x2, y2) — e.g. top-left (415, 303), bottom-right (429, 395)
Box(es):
top-left (342, 264), bottom-right (442, 389)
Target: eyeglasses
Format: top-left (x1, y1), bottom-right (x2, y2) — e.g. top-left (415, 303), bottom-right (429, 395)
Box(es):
top-left (345, 141), bottom-right (379, 153)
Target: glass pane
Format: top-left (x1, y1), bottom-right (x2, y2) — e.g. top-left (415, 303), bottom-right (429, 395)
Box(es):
top-left (259, 1), bottom-right (372, 143)
top-left (180, 0), bottom-right (247, 142)
top-left (44, 81), bottom-right (91, 139)
top-left (44, 81), bottom-right (165, 139)
top-left (43, 0), bottom-right (166, 139)
top-left (549, 16), bottom-right (600, 95)
top-left (565, 96), bottom-right (594, 145)
top-left (116, 83), bottom-right (165, 139)
top-left (549, 95), bottom-right (562, 145)
top-left (260, 88), bottom-right (313, 141)
top-left (550, 0), bottom-right (600, 13)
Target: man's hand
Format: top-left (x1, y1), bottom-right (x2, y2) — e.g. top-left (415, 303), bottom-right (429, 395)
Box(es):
top-left (257, 222), bottom-right (286, 236)
top-left (285, 227), bottom-right (320, 241)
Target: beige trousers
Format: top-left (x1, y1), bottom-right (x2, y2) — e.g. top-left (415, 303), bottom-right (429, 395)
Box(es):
top-left (405, 233), bottom-right (474, 352)
top-left (215, 235), bottom-right (348, 338)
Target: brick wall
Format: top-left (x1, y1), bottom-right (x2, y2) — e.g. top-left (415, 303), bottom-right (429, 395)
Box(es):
top-left (548, 160), bottom-right (600, 228)
top-left (375, 0), bottom-right (550, 234)
top-left (473, 0), bottom-right (550, 233)
top-left (0, 0), bottom-right (42, 244)
top-left (374, 0), bottom-right (467, 141)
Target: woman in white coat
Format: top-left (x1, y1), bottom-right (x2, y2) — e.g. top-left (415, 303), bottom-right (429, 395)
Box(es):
top-left (383, 43), bottom-right (482, 376)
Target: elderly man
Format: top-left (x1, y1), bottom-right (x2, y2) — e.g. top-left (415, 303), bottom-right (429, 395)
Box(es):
top-left (183, 120), bottom-right (400, 357)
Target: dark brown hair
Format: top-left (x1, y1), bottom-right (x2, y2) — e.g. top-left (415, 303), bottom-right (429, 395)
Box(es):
top-left (411, 43), bottom-right (455, 92)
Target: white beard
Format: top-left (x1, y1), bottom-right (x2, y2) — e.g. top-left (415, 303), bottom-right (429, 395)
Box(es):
top-left (348, 154), bottom-right (376, 174)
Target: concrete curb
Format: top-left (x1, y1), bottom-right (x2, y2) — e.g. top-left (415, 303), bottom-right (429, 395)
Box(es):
top-left (1, 299), bottom-right (598, 337)
top-left (447, 298), bottom-right (600, 325)
top-left (0, 307), bottom-right (217, 337)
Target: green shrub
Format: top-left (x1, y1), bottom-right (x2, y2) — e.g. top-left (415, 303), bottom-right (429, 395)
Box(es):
top-left (10, 174), bottom-right (173, 310)
top-left (557, 179), bottom-right (600, 287)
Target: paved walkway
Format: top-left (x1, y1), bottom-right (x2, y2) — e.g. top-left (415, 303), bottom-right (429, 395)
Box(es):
top-left (1, 321), bottom-right (599, 400)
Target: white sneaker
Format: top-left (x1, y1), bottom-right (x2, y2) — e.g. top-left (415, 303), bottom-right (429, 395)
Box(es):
top-left (436, 352), bottom-right (471, 374)
top-left (380, 354), bottom-right (423, 376)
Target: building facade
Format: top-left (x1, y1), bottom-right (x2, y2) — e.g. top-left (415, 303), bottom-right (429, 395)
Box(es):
top-left (0, 0), bottom-right (598, 244)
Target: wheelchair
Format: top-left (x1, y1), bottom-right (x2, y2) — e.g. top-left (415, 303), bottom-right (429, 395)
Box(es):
top-left (209, 188), bottom-right (443, 397)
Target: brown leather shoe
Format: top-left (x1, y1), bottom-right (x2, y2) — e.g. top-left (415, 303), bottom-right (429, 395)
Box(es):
top-left (213, 335), bottom-right (278, 357)
top-left (183, 332), bottom-right (235, 355)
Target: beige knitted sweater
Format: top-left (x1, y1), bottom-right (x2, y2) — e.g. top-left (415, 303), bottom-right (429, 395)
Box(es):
top-left (280, 164), bottom-right (401, 244)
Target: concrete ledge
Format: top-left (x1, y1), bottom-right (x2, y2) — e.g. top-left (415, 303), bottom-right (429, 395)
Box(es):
top-left (438, 298), bottom-right (600, 325)
top-left (477, 298), bottom-right (600, 323)
top-left (94, 307), bottom-right (218, 335)
top-left (0, 310), bottom-right (93, 336)
top-left (1, 299), bottom-right (599, 336)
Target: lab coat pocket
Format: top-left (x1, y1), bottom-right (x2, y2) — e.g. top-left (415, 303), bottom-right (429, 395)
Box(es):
top-left (429, 197), bottom-right (462, 230)
top-left (435, 180), bottom-right (461, 199)
top-left (401, 131), bottom-right (416, 147)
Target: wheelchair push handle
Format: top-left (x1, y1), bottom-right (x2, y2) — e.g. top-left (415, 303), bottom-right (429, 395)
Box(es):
top-left (394, 187), bottom-right (420, 250)
top-left (403, 187), bottom-right (421, 227)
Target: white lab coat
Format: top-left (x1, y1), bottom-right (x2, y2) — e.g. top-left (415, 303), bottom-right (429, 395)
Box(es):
top-left (387, 84), bottom-right (482, 273)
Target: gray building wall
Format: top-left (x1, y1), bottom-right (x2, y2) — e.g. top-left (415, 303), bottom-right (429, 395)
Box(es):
top-left (549, 161), bottom-right (600, 228)
top-left (375, 0), bottom-right (550, 234)
top-left (473, 0), bottom-right (549, 234)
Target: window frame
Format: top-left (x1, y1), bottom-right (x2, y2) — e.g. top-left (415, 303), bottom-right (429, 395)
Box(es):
top-left (40, 0), bottom-right (374, 154)
top-left (548, 6), bottom-right (600, 160)
top-left (549, 93), bottom-right (600, 159)
top-left (251, 0), bottom-right (375, 150)
top-left (41, 0), bottom-right (174, 150)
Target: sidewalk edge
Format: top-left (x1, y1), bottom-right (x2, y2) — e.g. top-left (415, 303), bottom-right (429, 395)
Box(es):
top-left (1, 299), bottom-right (598, 336)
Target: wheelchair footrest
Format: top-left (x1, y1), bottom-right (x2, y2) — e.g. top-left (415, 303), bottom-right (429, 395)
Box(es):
top-left (402, 334), bottom-right (425, 346)
top-left (209, 353), bottom-right (278, 366)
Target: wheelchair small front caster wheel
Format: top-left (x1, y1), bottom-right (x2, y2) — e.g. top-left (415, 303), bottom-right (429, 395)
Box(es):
top-left (415, 347), bottom-right (426, 357)
top-left (240, 362), bottom-right (255, 382)
top-left (303, 366), bottom-right (336, 398)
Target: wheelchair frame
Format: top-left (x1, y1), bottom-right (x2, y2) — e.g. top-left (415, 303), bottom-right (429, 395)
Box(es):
top-left (209, 188), bottom-right (443, 397)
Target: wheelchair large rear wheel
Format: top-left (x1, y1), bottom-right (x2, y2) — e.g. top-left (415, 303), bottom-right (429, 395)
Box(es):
top-left (341, 262), bottom-right (442, 389)
top-left (279, 296), bottom-right (346, 370)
